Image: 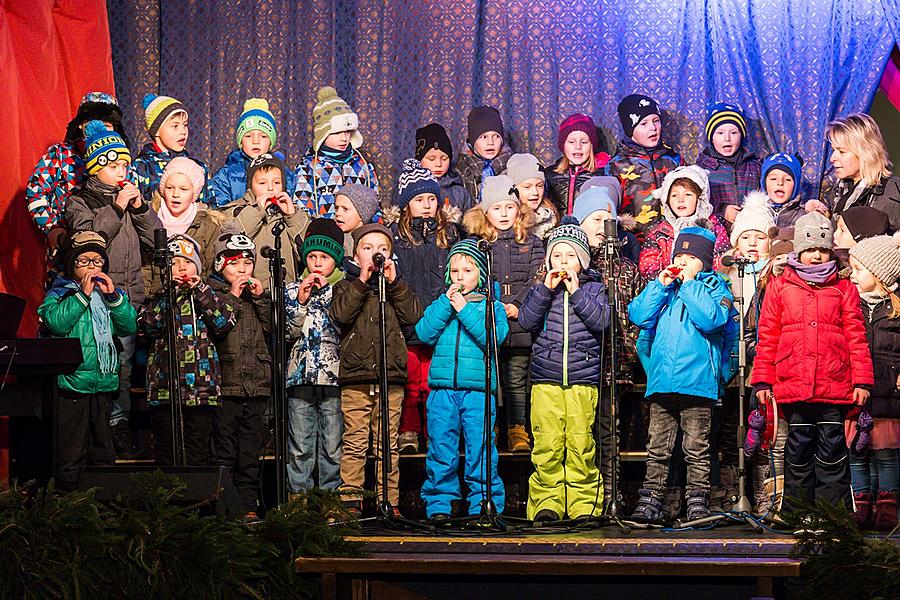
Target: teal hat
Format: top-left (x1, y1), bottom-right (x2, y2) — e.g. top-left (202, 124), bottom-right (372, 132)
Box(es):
top-left (445, 239), bottom-right (488, 288)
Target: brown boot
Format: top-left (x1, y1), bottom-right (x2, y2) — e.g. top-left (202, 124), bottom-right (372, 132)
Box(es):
top-left (507, 425), bottom-right (531, 453)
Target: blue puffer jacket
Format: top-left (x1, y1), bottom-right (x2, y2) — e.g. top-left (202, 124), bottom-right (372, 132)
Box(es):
top-left (439, 170), bottom-right (475, 212)
top-left (415, 291), bottom-right (509, 392)
top-left (518, 271), bottom-right (610, 386)
top-left (132, 143), bottom-right (211, 205)
top-left (629, 272), bottom-right (737, 401)
top-left (209, 148), bottom-right (297, 208)
top-left (490, 228), bottom-right (545, 347)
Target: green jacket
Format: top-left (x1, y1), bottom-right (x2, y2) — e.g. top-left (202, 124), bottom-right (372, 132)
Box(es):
top-left (38, 276), bottom-right (137, 394)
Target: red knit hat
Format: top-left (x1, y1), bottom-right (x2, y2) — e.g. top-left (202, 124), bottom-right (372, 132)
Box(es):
top-left (557, 113), bottom-right (599, 153)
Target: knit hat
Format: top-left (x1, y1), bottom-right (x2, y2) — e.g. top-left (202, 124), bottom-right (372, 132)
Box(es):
top-left (557, 113), bottom-right (599, 153)
top-left (64, 230), bottom-right (109, 277)
top-left (67, 92), bottom-right (124, 146)
top-left (168, 233), bottom-right (203, 273)
top-left (617, 94), bottom-right (661, 139)
top-left (656, 165), bottom-right (712, 230)
top-left (415, 123), bottom-right (453, 163)
top-left (505, 153), bottom-right (545, 185)
top-left (849, 232), bottom-right (900, 291)
top-left (480, 174), bottom-right (518, 211)
top-left (730, 191), bottom-right (776, 246)
top-left (336, 183), bottom-right (381, 224)
top-left (705, 102), bottom-right (747, 143)
top-left (770, 227), bottom-right (795, 257)
top-left (792, 211), bottom-right (834, 254)
top-left (572, 185), bottom-right (618, 224)
top-left (84, 120), bottom-right (131, 175)
top-left (159, 156), bottom-right (206, 202)
top-left (213, 222), bottom-right (256, 273)
top-left (546, 216), bottom-right (591, 270)
top-left (673, 226), bottom-right (717, 272)
top-left (80, 91), bottom-right (118, 108)
top-left (302, 218), bottom-right (345, 265)
top-left (761, 153), bottom-right (803, 201)
top-left (352, 222), bottom-right (393, 251)
top-left (312, 86), bottom-right (363, 152)
top-left (839, 206), bottom-right (890, 242)
top-left (236, 98), bottom-right (277, 147)
top-left (396, 159), bottom-right (440, 209)
top-left (467, 106), bottom-right (504, 146)
top-left (142, 93), bottom-right (187, 138)
top-left (445, 238), bottom-right (489, 287)
top-left (580, 176), bottom-right (622, 202)
top-left (246, 152), bottom-right (287, 188)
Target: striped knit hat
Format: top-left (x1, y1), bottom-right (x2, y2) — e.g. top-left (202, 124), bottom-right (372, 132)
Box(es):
top-left (546, 216), bottom-right (591, 270)
top-left (84, 120), bottom-right (131, 175)
top-left (312, 86), bottom-right (363, 152)
top-left (236, 98), bottom-right (277, 147)
top-left (705, 102), bottom-right (747, 143)
top-left (142, 93), bottom-right (187, 137)
top-left (849, 232), bottom-right (900, 291)
top-left (396, 159), bottom-right (440, 209)
top-left (445, 238), bottom-right (488, 287)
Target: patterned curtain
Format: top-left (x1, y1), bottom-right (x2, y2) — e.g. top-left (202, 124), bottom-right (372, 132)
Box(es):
top-left (108, 0), bottom-right (898, 199)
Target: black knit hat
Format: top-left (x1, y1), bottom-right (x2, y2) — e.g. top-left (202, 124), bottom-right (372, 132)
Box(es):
top-left (246, 151), bottom-right (287, 188)
top-left (467, 106), bottom-right (504, 146)
top-left (840, 206), bottom-right (891, 242)
top-left (617, 94), bottom-right (661, 138)
top-left (302, 218), bottom-right (345, 265)
top-left (416, 122), bottom-right (453, 163)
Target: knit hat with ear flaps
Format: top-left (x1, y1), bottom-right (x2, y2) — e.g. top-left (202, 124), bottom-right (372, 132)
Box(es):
top-left (142, 93), bottom-right (187, 138)
top-left (64, 230), bottom-right (109, 277)
top-left (730, 191), bottom-right (776, 246)
top-left (312, 86), bottom-right (363, 152)
top-left (849, 232), bottom-right (900, 291)
top-left (213, 221), bottom-right (256, 273)
top-left (236, 98), bottom-right (277, 148)
top-left (545, 216), bottom-right (591, 270)
top-left (445, 238), bottom-right (489, 288)
top-left (792, 211), bottom-right (834, 254)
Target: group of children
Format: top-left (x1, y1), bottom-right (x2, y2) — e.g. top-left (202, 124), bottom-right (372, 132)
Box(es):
top-left (28, 85), bottom-right (900, 527)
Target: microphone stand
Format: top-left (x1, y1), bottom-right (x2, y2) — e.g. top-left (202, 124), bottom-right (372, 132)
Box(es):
top-left (478, 240), bottom-right (502, 525)
top-left (372, 252), bottom-right (395, 520)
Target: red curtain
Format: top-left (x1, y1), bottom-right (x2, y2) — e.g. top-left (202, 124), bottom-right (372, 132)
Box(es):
top-left (0, 0), bottom-right (115, 483)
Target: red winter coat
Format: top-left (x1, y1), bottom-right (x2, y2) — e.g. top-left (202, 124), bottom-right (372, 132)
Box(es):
top-left (751, 267), bottom-right (873, 405)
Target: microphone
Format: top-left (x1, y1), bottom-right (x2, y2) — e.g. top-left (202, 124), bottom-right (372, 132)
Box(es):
top-left (372, 252), bottom-right (386, 269)
top-left (477, 239), bottom-right (492, 253)
top-left (603, 219), bottom-right (617, 240)
top-left (721, 255), bottom-right (755, 267)
top-left (154, 228), bottom-right (168, 256)
top-left (260, 245), bottom-right (277, 259)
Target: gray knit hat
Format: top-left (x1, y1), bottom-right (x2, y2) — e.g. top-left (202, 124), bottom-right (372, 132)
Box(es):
top-left (336, 183), bottom-right (380, 224)
top-left (849, 232), bottom-right (900, 291)
top-left (545, 216), bottom-right (591, 270)
top-left (792, 211), bottom-right (834, 254)
top-left (168, 233), bottom-right (203, 273)
top-left (505, 153), bottom-right (544, 185)
top-left (481, 174), bottom-right (519, 210)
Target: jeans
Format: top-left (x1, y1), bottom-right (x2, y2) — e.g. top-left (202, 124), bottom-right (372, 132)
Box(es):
top-left (850, 449), bottom-right (899, 494)
top-left (110, 334), bottom-right (135, 426)
top-left (643, 394), bottom-right (712, 494)
top-left (782, 403), bottom-right (850, 509)
top-left (501, 348), bottom-right (530, 427)
top-left (211, 395), bottom-right (267, 511)
top-left (287, 386), bottom-right (343, 493)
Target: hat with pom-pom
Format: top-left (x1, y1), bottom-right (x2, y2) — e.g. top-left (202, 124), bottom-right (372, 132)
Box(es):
top-left (849, 232), bottom-right (900, 291)
top-left (236, 98), bottom-right (277, 147)
top-left (546, 215), bottom-right (591, 270)
top-left (396, 159), bottom-right (440, 209)
top-left (312, 86), bottom-right (362, 152)
top-left (84, 120), bottom-right (131, 175)
top-left (142, 93), bottom-right (187, 138)
top-left (730, 191), bottom-right (776, 246)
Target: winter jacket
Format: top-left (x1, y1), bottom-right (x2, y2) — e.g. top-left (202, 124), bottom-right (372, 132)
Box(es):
top-left (638, 216), bottom-right (730, 280)
top-left (208, 276), bottom-right (271, 398)
top-left (391, 215), bottom-right (461, 343)
top-left (530, 204), bottom-right (559, 241)
top-left (26, 142), bottom-right (85, 234)
top-left (209, 148), bottom-right (297, 208)
top-left (438, 170), bottom-right (475, 212)
top-left (608, 139), bottom-right (682, 217)
top-left (695, 147), bottom-right (762, 217)
top-left (285, 271), bottom-right (343, 387)
top-left (827, 175), bottom-right (900, 231)
top-left (415, 292), bottom-right (509, 392)
top-left (861, 296), bottom-right (900, 418)
top-left (456, 148), bottom-right (512, 201)
top-left (38, 277), bottom-right (137, 394)
top-left (629, 272), bottom-right (737, 401)
top-left (132, 143), bottom-right (212, 206)
top-left (772, 197), bottom-right (807, 228)
top-left (222, 190), bottom-right (309, 287)
top-left (65, 177), bottom-right (162, 306)
top-left (293, 147), bottom-right (379, 220)
top-left (490, 228), bottom-right (545, 347)
top-left (329, 261), bottom-right (423, 386)
top-left (138, 282), bottom-right (236, 406)
top-left (545, 155), bottom-right (611, 216)
top-left (592, 250), bottom-right (640, 386)
top-left (750, 266), bottom-right (874, 405)
top-left (518, 271), bottom-right (610, 386)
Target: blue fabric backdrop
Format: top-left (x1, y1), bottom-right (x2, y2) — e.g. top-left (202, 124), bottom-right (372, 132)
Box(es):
top-left (108, 0), bottom-right (899, 199)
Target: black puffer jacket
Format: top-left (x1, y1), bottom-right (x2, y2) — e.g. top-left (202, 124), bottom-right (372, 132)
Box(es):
top-left (861, 296), bottom-right (900, 418)
top-left (489, 228), bottom-right (545, 347)
top-left (544, 156), bottom-right (606, 216)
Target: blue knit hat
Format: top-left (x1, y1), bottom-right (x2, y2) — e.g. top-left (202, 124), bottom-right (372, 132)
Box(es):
top-left (761, 153), bottom-right (803, 201)
top-left (572, 185), bottom-right (618, 224)
top-left (84, 120), bottom-right (131, 175)
top-left (445, 238), bottom-right (488, 288)
top-left (236, 98), bottom-right (277, 147)
top-left (396, 158), bottom-right (440, 209)
top-left (705, 102), bottom-right (747, 143)
top-left (673, 226), bottom-right (716, 272)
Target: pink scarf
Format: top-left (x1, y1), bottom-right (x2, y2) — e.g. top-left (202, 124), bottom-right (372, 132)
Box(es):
top-left (158, 201), bottom-right (199, 236)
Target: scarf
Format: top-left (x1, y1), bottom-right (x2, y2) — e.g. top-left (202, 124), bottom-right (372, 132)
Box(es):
top-left (787, 253), bottom-right (837, 284)
top-left (837, 179), bottom-right (868, 212)
top-left (65, 281), bottom-right (117, 375)
top-left (158, 201), bottom-right (198, 236)
top-left (859, 290), bottom-right (889, 309)
top-left (319, 144), bottom-right (354, 164)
